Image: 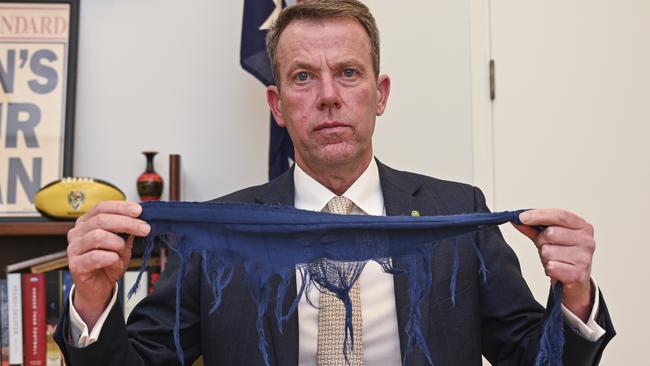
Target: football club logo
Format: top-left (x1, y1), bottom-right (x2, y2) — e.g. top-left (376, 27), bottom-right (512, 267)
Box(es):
top-left (67, 191), bottom-right (86, 210)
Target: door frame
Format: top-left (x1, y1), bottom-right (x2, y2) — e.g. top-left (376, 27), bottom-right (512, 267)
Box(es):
top-left (469, 0), bottom-right (496, 208)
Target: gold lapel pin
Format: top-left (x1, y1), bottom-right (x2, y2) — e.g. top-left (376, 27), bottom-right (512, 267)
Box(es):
top-left (410, 210), bottom-right (421, 217)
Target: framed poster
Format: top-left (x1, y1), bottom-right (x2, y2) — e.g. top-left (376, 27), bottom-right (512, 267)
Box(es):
top-left (0, 0), bottom-right (79, 219)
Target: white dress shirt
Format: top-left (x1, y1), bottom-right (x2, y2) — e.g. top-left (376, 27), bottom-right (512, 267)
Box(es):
top-left (294, 159), bottom-right (402, 366)
top-left (70, 159), bottom-right (605, 358)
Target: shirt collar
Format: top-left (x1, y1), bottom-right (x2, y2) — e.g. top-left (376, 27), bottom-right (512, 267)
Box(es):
top-left (293, 159), bottom-right (384, 216)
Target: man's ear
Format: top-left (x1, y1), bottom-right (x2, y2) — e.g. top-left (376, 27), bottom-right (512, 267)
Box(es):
top-left (267, 85), bottom-right (286, 127)
top-left (375, 74), bottom-right (391, 116)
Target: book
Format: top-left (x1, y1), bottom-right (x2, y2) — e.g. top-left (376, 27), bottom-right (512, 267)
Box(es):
top-left (127, 257), bottom-right (161, 270)
top-left (7, 274), bottom-right (22, 365)
top-left (26, 255), bottom-right (160, 275)
top-left (159, 246), bottom-right (168, 273)
top-left (22, 273), bottom-right (46, 366)
top-left (7, 249), bottom-right (162, 275)
top-left (1, 280), bottom-right (8, 366)
top-left (148, 272), bottom-right (160, 295)
top-left (31, 257), bottom-right (69, 275)
top-left (6, 251), bottom-right (67, 274)
top-left (122, 271), bottom-right (148, 321)
top-left (116, 275), bottom-right (125, 310)
top-left (61, 272), bottom-right (73, 310)
top-left (45, 272), bottom-right (63, 366)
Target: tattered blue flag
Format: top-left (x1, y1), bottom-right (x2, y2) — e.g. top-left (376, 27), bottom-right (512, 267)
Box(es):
top-left (131, 201), bottom-right (565, 366)
top-left (240, 0), bottom-right (295, 180)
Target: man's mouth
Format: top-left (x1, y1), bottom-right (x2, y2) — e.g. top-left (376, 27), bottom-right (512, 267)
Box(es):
top-left (314, 121), bottom-right (349, 131)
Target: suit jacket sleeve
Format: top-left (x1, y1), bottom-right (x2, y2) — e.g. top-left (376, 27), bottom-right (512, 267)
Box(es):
top-left (472, 187), bottom-right (615, 365)
top-left (54, 248), bottom-right (203, 366)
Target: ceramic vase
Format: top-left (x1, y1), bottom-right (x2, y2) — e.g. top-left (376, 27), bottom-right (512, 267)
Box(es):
top-left (137, 151), bottom-right (163, 201)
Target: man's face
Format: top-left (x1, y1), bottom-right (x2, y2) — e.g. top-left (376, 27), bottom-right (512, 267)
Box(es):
top-left (267, 18), bottom-right (390, 172)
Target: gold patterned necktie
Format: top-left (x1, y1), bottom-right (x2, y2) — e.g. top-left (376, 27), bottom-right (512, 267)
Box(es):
top-left (316, 196), bottom-right (364, 365)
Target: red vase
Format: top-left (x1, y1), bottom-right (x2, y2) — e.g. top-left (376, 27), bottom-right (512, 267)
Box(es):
top-left (137, 151), bottom-right (163, 201)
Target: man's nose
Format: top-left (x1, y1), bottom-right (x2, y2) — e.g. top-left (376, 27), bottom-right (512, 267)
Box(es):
top-left (317, 74), bottom-right (341, 110)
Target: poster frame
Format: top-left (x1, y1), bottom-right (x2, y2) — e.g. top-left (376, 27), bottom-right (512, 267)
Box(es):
top-left (0, 0), bottom-right (79, 221)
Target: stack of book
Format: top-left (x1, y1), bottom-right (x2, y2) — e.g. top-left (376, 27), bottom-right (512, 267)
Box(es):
top-left (0, 251), bottom-right (161, 366)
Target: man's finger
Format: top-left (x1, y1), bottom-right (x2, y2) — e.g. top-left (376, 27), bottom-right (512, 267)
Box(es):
top-left (68, 229), bottom-right (127, 256)
top-left (536, 226), bottom-right (594, 248)
top-left (77, 201), bottom-right (143, 224)
top-left (543, 260), bottom-right (589, 285)
top-left (75, 213), bottom-right (150, 237)
top-left (69, 250), bottom-right (122, 276)
top-left (519, 208), bottom-right (586, 230)
top-left (539, 243), bottom-right (591, 267)
top-left (106, 256), bottom-right (128, 273)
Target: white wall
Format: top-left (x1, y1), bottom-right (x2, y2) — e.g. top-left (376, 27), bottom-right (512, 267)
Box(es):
top-left (369, 0), bottom-right (474, 183)
top-left (74, 0), bottom-right (269, 201)
top-left (482, 0), bottom-right (650, 363)
top-left (74, 0), bottom-right (475, 202)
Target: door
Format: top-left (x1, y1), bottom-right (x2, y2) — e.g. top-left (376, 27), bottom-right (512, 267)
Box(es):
top-left (483, 1), bottom-right (650, 363)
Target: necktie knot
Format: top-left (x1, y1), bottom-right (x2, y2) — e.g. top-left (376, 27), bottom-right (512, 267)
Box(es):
top-left (326, 196), bottom-right (354, 215)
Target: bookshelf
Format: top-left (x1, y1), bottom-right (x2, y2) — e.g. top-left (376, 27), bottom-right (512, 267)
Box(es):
top-left (0, 159), bottom-right (182, 366)
top-left (0, 221), bottom-right (73, 276)
top-left (0, 221), bottom-right (74, 236)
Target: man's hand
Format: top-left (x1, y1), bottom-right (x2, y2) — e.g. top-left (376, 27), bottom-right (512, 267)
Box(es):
top-left (66, 201), bottom-right (150, 330)
top-left (513, 208), bottom-right (595, 322)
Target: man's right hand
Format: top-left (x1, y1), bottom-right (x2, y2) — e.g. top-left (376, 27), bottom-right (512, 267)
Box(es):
top-left (67, 201), bottom-right (151, 330)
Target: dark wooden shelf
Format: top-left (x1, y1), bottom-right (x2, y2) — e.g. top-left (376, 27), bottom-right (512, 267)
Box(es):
top-left (0, 221), bottom-right (74, 236)
top-left (0, 221), bottom-right (73, 276)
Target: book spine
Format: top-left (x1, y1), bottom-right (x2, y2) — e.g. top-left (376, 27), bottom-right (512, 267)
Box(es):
top-left (7, 274), bottom-right (22, 365)
top-left (117, 277), bottom-right (124, 309)
top-left (22, 273), bottom-right (46, 366)
top-left (148, 272), bottom-right (160, 295)
top-left (159, 246), bottom-right (168, 273)
top-left (122, 271), bottom-right (147, 322)
top-left (31, 258), bottom-right (69, 274)
top-left (1, 280), bottom-right (9, 366)
top-left (45, 272), bottom-right (62, 366)
top-left (61, 272), bottom-right (72, 310)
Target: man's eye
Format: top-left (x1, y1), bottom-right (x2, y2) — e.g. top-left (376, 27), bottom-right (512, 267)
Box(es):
top-left (296, 72), bottom-right (310, 81)
top-left (342, 68), bottom-right (356, 78)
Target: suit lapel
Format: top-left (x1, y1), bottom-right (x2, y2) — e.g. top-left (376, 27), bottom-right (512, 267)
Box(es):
top-left (253, 166), bottom-right (296, 207)
top-left (253, 167), bottom-right (299, 366)
top-left (377, 160), bottom-right (443, 365)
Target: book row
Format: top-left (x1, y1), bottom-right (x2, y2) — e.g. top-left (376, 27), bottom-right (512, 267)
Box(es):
top-left (0, 266), bottom-right (160, 366)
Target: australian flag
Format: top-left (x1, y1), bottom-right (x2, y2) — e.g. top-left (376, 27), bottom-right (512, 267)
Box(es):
top-left (241, 0), bottom-right (296, 180)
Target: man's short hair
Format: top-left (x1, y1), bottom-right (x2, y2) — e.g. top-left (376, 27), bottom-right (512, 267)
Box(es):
top-left (266, 0), bottom-right (380, 85)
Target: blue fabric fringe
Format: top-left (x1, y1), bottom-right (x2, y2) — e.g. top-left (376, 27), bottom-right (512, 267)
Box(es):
top-left (128, 201), bottom-right (562, 366)
top-left (535, 282), bottom-right (565, 366)
top-left (402, 246), bottom-right (434, 365)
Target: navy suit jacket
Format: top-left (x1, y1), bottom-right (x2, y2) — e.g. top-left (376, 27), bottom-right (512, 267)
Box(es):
top-left (55, 161), bottom-right (615, 365)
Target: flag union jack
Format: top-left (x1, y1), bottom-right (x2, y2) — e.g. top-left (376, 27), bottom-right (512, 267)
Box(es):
top-left (240, 0), bottom-right (294, 180)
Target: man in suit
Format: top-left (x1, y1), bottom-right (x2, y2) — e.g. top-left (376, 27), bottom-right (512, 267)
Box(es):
top-left (56, 1), bottom-right (614, 365)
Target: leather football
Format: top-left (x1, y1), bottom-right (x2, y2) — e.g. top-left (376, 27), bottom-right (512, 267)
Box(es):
top-left (34, 177), bottom-right (126, 220)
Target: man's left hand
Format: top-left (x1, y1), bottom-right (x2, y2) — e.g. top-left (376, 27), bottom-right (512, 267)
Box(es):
top-left (513, 208), bottom-right (595, 322)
